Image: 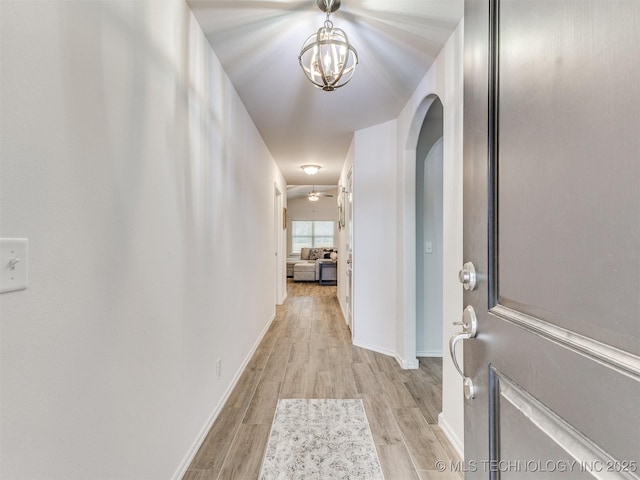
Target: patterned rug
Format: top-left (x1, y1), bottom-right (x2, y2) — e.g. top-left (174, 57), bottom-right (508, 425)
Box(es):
top-left (260, 399), bottom-right (385, 480)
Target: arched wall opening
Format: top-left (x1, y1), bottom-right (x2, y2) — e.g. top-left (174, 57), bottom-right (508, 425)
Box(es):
top-left (399, 89), bottom-right (464, 455)
top-left (395, 24), bottom-right (464, 455)
top-left (415, 98), bottom-right (444, 358)
top-left (399, 93), bottom-right (441, 368)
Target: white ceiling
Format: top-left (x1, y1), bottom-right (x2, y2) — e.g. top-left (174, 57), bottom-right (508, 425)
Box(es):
top-left (187, 0), bottom-right (464, 185)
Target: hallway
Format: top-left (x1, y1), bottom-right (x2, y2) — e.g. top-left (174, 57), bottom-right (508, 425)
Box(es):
top-left (184, 281), bottom-right (462, 480)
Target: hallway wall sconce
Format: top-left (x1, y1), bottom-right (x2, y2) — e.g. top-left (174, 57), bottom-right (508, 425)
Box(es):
top-left (299, 0), bottom-right (358, 91)
top-left (301, 164), bottom-right (321, 175)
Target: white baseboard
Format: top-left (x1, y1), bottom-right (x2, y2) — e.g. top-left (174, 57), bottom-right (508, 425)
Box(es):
top-left (416, 350), bottom-right (443, 357)
top-left (337, 295), bottom-right (348, 328)
top-left (171, 311), bottom-right (277, 480)
top-left (351, 340), bottom-right (419, 370)
top-left (438, 412), bottom-right (464, 459)
top-left (352, 340), bottom-right (424, 372)
top-left (352, 339), bottom-right (397, 359)
top-left (397, 355), bottom-right (419, 369)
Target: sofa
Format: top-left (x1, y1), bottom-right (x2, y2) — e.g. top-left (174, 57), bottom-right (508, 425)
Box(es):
top-left (287, 247), bottom-right (337, 282)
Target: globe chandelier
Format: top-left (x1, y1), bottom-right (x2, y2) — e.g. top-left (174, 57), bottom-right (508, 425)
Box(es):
top-left (298, 0), bottom-right (358, 91)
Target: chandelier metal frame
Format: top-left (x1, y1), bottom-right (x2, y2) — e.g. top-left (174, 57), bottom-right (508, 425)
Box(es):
top-left (298, 0), bottom-right (358, 91)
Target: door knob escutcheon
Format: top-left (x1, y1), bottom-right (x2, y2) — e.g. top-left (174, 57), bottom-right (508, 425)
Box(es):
top-left (449, 306), bottom-right (478, 400)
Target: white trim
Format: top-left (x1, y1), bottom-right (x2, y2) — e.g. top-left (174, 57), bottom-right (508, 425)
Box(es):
top-left (352, 340), bottom-right (399, 361)
top-left (338, 294), bottom-right (349, 328)
top-left (171, 312), bottom-right (277, 480)
top-left (416, 350), bottom-right (443, 357)
top-left (398, 355), bottom-right (419, 369)
top-left (353, 340), bottom-right (419, 370)
top-left (438, 412), bottom-right (464, 459)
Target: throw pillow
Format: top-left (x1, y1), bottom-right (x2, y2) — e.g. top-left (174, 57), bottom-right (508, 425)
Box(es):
top-left (308, 248), bottom-right (322, 260)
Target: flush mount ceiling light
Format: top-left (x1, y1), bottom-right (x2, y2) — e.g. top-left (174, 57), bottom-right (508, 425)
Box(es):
top-left (301, 164), bottom-right (321, 175)
top-left (299, 0), bottom-right (358, 92)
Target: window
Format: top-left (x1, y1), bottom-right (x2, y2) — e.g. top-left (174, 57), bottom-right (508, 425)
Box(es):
top-left (291, 221), bottom-right (334, 253)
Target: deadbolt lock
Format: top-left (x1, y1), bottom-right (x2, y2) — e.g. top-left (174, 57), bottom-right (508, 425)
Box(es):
top-left (458, 262), bottom-right (477, 291)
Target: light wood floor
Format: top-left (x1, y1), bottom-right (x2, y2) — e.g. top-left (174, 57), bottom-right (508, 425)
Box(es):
top-left (183, 280), bottom-right (462, 480)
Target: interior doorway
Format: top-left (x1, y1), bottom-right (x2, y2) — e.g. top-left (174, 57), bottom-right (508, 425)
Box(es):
top-left (415, 98), bottom-right (444, 358)
top-left (274, 184), bottom-right (284, 305)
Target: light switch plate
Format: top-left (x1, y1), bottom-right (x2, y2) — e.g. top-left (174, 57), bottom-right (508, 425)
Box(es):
top-left (1, 238), bottom-right (29, 293)
top-left (425, 241), bottom-right (433, 254)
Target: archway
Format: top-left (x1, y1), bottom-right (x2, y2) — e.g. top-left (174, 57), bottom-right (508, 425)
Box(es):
top-left (399, 94), bottom-right (442, 368)
top-left (415, 98), bottom-right (444, 359)
top-left (399, 91), bottom-right (464, 453)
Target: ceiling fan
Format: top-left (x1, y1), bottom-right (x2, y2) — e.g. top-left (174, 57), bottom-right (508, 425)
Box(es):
top-left (308, 186), bottom-right (334, 202)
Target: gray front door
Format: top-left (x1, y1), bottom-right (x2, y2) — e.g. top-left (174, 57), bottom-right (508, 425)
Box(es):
top-left (462, 0), bottom-right (640, 478)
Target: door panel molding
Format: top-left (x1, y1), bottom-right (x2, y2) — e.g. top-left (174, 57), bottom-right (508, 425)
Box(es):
top-left (489, 0), bottom-right (640, 355)
top-left (488, 367), bottom-right (500, 480)
top-left (487, 0), bottom-right (500, 308)
top-left (487, 0), bottom-right (639, 378)
top-left (490, 305), bottom-right (640, 380)
top-left (489, 366), bottom-right (639, 480)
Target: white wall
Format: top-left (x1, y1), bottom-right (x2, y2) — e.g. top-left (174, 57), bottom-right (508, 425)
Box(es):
top-left (0, 2), bottom-right (286, 479)
top-left (395, 21), bottom-right (465, 454)
top-left (351, 120), bottom-right (398, 356)
top-left (341, 22), bottom-right (464, 454)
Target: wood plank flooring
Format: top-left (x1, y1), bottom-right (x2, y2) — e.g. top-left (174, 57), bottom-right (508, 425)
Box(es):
top-left (184, 280), bottom-right (462, 480)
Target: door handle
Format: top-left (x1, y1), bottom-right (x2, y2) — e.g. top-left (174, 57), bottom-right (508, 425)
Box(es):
top-left (449, 305), bottom-right (478, 400)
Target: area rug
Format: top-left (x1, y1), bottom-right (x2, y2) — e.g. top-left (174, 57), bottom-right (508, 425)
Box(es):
top-left (259, 399), bottom-right (385, 480)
